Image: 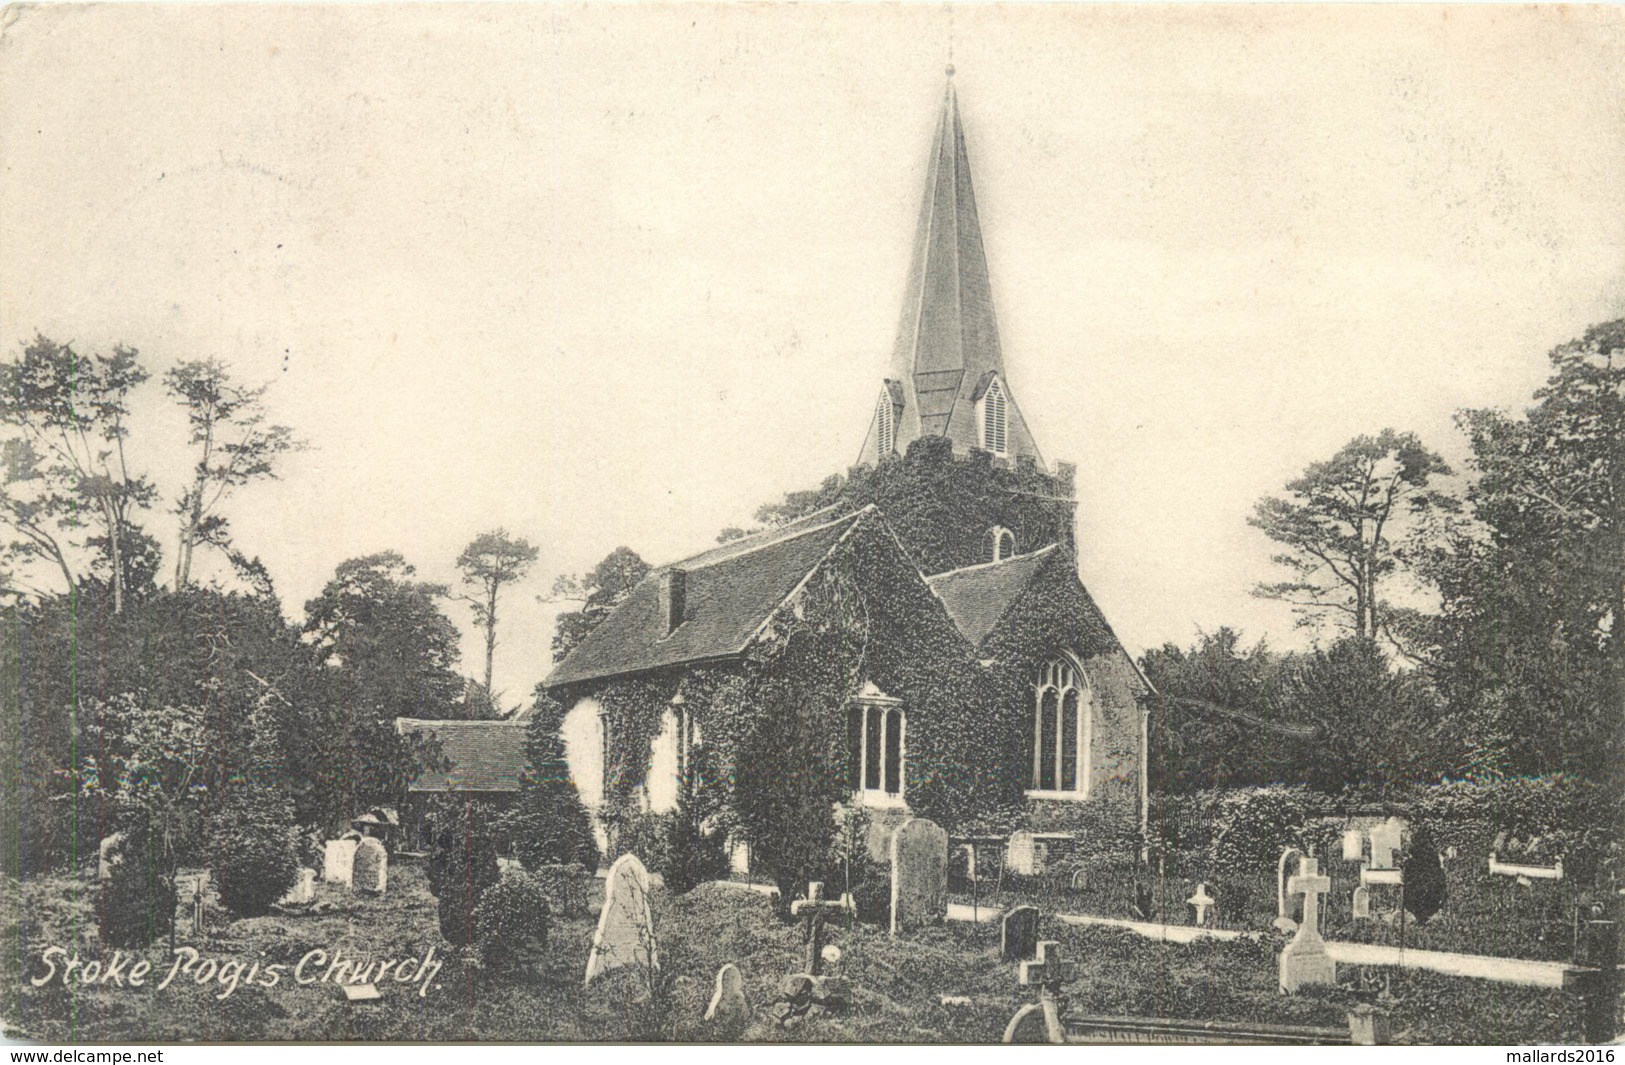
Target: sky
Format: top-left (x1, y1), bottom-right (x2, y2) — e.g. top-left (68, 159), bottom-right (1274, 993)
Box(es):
top-left (2, 4), bottom-right (1622, 708)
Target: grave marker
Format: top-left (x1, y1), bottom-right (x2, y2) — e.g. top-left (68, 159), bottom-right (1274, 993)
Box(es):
top-left (1279, 855), bottom-right (1336, 993)
top-left (323, 839), bottom-right (358, 885)
top-left (279, 867), bottom-right (317, 906)
top-left (1368, 819), bottom-right (1404, 871)
top-left (704, 963), bottom-right (750, 1035)
top-left (584, 853), bottom-right (658, 985)
top-left (98, 833), bottom-right (125, 880)
top-left (889, 817), bottom-right (948, 935)
top-left (352, 837), bottom-right (388, 894)
top-left (1187, 883), bottom-right (1215, 927)
top-left (1001, 905), bottom-right (1040, 961)
top-left (789, 882), bottom-right (854, 976)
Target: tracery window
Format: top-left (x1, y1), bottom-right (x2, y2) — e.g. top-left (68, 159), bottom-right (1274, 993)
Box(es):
top-left (1031, 658), bottom-right (1089, 796)
top-left (848, 691), bottom-right (905, 804)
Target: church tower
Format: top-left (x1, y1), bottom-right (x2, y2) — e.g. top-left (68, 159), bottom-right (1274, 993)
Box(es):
top-left (857, 69), bottom-right (1046, 470)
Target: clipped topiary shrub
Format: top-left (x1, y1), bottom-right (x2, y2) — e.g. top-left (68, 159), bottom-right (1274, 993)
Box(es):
top-left (99, 820), bottom-right (177, 949)
top-left (428, 796), bottom-right (502, 946)
top-left (472, 868), bottom-right (550, 970)
top-left (1402, 822), bottom-right (1447, 924)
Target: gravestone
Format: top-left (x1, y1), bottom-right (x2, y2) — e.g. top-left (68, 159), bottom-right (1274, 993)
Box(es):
top-left (704, 963), bottom-right (750, 1035)
top-left (1342, 828), bottom-right (1364, 862)
top-left (1006, 831), bottom-right (1037, 876)
top-left (1001, 905), bottom-right (1041, 961)
top-left (323, 839), bottom-right (358, 885)
top-left (584, 853), bottom-right (658, 985)
top-left (1187, 883), bottom-right (1216, 927)
top-left (98, 833), bottom-right (125, 880)
top-left (1279, 855), bottom-right (1336, 993)
top-left (352, 837), bottom-right (387, 894)
top-left (1368, 818), bottom-right (1404, 870)
top-left (279, 867), bottom-right (317, 906)
top-left (1351, 885), bottom-right (1371, 919)
top-left (889, 817), bottom-right (948, 935)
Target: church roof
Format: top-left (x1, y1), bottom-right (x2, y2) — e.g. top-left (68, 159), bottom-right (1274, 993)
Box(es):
top-left (394, 718), bottom-right (529, 793)
top-left (925, 544), bottom-right (1062, 646)
top-left (544, 508), bottom-right (869, 688)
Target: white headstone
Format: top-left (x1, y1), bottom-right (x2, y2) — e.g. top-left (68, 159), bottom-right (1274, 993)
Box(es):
top-left (279, 867), bottom-right (317, 906)
top-left (323, 839), bottom-right (358, 885)
top-left (1368, 818), bottom-right (1405, 871)
top-left (1187, 882), bottom-right (1216, 927)
top-left (98, 833), bottom-right (125, 880)
top-left (1279, 856), bottom-right (1336, 993)
top-left (584, 853), bottom-right (658, 984)
top-left (1006, 831), bottom-right (1038, 876)
top-left (352, 836), bottom-right (387, 894)
top-left (1352, 885), bottom-right (1371, 919)
top-left (704, 962), bottom-right (750, 1033)
top-left (1342, 828), bottom-right (1364, 862)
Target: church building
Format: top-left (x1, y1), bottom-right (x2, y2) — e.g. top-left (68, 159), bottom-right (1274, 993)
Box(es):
top-left (541, 73), bottom-right (1151, 875)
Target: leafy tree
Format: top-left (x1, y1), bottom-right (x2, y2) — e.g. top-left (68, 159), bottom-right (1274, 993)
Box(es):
top-left (550, 546), bottom-right (649, 662)
top-left (211, 703), bottom-right (299, 917)
top-left (1250, 429), bottom-right (1456, 648)
top-left (455, 529), bottom-right (539, 696)
top-left (0, 336), bottom-right (156, 613)
top-left (1425, 320), bottom-right (1625, 781)
top-left (164, 359), bottom-right (304, 589)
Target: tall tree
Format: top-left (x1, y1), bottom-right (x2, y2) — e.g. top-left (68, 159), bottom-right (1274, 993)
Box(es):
top-left (0, 336), bottom-right (155, 612)
top-left (455, 529), bottom-right (539, 696)
top-left (1250, 428), bottom-right (1455, 646)
top-left (1425, 319), bottom-right (1624, 781)
top-left (549, 546), bottom-right (649, 662)
top-left (165, 359), bottom-right (304, 589)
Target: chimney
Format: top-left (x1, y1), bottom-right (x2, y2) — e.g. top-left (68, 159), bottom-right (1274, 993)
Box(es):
top-left (659, 568), bottom-right (687, 635)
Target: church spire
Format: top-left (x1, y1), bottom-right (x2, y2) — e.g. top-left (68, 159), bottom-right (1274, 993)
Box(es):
top-left (860, 71), bottom-right (1044, 469)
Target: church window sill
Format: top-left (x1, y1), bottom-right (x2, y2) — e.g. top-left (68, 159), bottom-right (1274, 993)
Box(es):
top-left (1026, 789), bottom-right (1091, 803)
top-left (857, 790), bottom-right (907, 810)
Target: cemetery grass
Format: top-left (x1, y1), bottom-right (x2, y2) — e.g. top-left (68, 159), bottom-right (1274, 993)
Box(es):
top-left (1, 865), bottom-right (1579, 1044)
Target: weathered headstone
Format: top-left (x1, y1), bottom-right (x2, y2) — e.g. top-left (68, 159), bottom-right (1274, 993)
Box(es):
top-left (889, 817), bottom-right (948, 935)
top-left (1351, 885), bottom-right (1371, 919)
top-left (704, 962), bottom-right (750, 1035)
top-left (352, 837), bottom-right (387, 894)
top-left (1342, 828), bottom-right (1364, 862)
top-left (98, 833), bottom-right (125, 880)
top-left (1187, 882), bottom-right (1216, 927)
top-left (1005, 831), bottom-right (1037, 876)
top-left (323, 839), bottom-right (358, 885)
top-left (1273, 847), bottom-right (1302, 933)
top-left (1002, 905), bottom-right (1041, 961)
top-left (279, 867), bottom-right (317, 906)
top-left (1279, 855), bottom-right (1336, 993)
top-left (584, 853), bottom-right (658, 985)
top-left (1368, 818), bottom-right (1405, 871)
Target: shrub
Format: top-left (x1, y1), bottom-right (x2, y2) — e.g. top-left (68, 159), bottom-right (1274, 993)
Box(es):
top-left (1208, 786), bottom-right (1324, 878)
top-left (532, 863), bottom-right (591, 917)
top-left (427, 796), bottom-right (502, 945)
top-left (212, 706), bottom-right (300, 918)
top-left (472, 869), bottom-right (550, 970)
top-left (661, 779), bottom-right (731, 895)
top-left (829, 801), bottom-right (888, 923)
top-left (1403, 823), bottom-right (1447, 924)
top-left (99, 819), bottom-right (177, 948)
top-left (504, 717), bottom-right (600, 872)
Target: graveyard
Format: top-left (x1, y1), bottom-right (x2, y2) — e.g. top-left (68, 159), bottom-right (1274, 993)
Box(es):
top-left (1, 810), bottom-right (1609, 1045)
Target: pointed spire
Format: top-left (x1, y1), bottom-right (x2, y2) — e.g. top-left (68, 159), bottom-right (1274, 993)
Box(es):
top-left (891, 70), bottom-right (1004, 437)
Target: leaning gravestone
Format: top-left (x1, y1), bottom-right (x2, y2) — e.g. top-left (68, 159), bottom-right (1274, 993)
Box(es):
top-left (890, 817), bottom-right (948, 936)
top-left (352, 837), bottom-right (388, 894)
top-left (584, 853), bottom-right (658, 985)
top-left (1002, 905), bottom-right (1041, 961)
top-left (279, 867), bottom-right (317, 906)
top-left (323, 839), bottom-right (358, 885)
top-left (704, 962), bottom-right (751, 1036)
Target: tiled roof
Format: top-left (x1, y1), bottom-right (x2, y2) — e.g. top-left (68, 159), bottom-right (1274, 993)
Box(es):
top-left (394, 718), bottom-right (529, 793)
top-left (544, 509), bottom-right (869, 688)
top-left (926, 545), bottom-right (1061, 646)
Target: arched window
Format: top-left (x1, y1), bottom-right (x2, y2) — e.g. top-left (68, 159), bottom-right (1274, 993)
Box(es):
top-left (1031, 658), bottom-right (1090, 796)
top-left (983, 525), bottom-right (1015, 562)
top-left (875, 390), bottom-right (896, 457)
top-left (848, 686), bottom-right (905, 805)
top-left (980, 377), bottom-right (1008, 455)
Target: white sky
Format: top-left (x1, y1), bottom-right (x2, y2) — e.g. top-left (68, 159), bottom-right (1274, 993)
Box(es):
top-left (2, 4), bottom-right (1622, 707)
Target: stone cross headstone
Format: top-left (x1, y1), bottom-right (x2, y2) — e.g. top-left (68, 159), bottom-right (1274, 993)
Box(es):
top-left (1187, 882), bottom-right (1216, 927)
top-left (1279, 855), bottom-right (1336, 993)
top-left (1005, 940), bottom-right (1080, 1044)
top-left (1368, 818), bottom-right (1404, 871)
top-left (352, 837), bottom-right (388, 894)
top-left (584, 853), bottom-right (658, 985)
top-left (279, 867), bottom-right (317, 906)
top-left (1001, 905), bottom-right (1041, 961)
top-left (323, 839), bottom-right (358, 885)
top-left (704, 962), bottom-right (751, 1035)
top-left (790, 882), bottom-right (854, 976)
top-left (889, 817), bottom-right (948, 936)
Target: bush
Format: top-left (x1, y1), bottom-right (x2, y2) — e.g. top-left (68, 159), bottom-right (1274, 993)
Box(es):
top-left (504, 709), bottom-right (600, 872)
top-left (1403, 823), bottom-right (1447, 924)
top-left (99, 821), bottom-right (176, 948)
top-left (532, 863), bottom-right (591, 917)
top-left (428, 796), bottom-right (502, 945)
top-left (472, 869), bottom-right (550, 970)
top-left (829, 802), bottom-right (889, 923)
top-left (212, 708), bottom-right (300, 918)
top-left (661, 784), bottom-right (731, 895)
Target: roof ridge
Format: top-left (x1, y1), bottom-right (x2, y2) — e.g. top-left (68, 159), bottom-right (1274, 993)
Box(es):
top-left (925, 542), bottom-right (1060, 583)
top-left (674, 508), bottom-right (865, 574)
